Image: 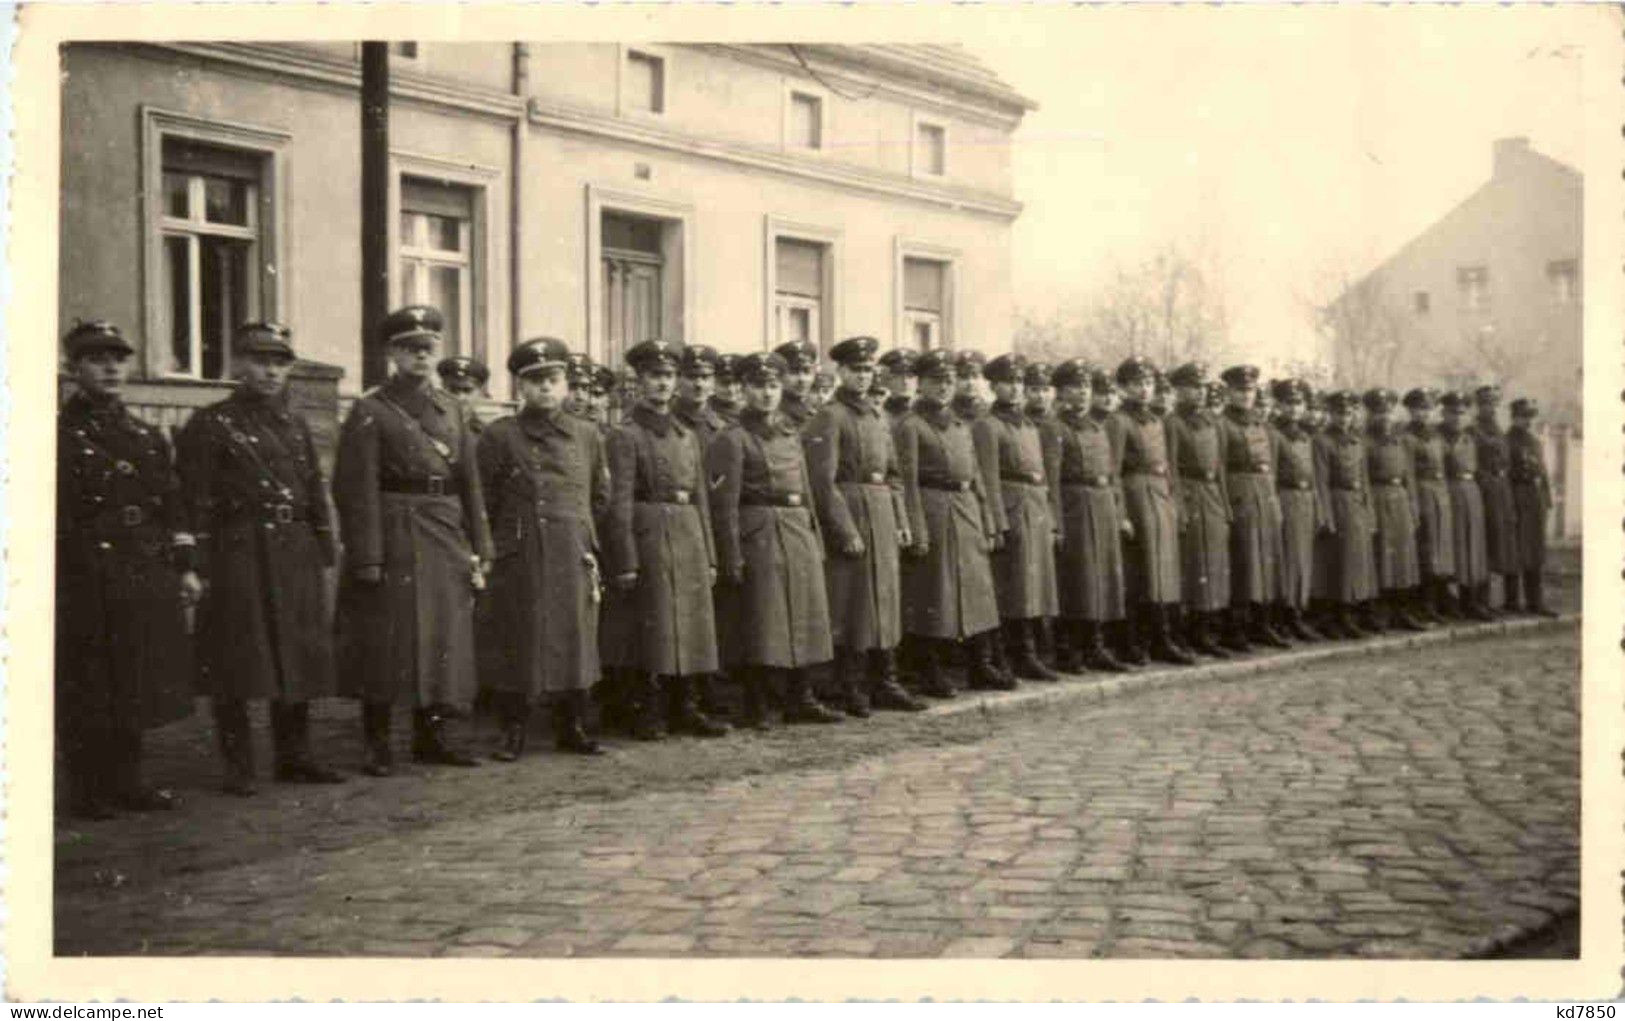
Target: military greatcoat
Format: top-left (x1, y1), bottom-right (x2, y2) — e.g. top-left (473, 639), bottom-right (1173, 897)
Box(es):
top-left (601, 402), bottom-right (719, 677)
top-left (332, 374), bottom-right (493, 709)
top-left (176, 388), bottom-right (337, 702)
top-left (1273, 420), bottom-right (1330, 610)
top-left (1403, 423), bottom-right (1456, 580)
top-left (806, 389), bottom-right (909, 652)
top-left (1164, 406), bottom-right (1232, 612)
top-left (1109, 401), bottom-right (1182, 605)
top-left (896, 397), bottom-right (1000, 640)
top-left (1471, 417), bottom-right (1521, 574)
top-left (56, 392), bottom-right (195, 737)
top-left (1365, 421), bottom-right (1421, 591)
top-left (1049, 405), bottom-right (1127, 623)
top-left (973, 400), bottom-right (1060, 620)
top-left (707, 407), bottom-right (833, 669)
top-left (1217, 406), bottom-right (1285, 605)
top-left (1312, 424), bottom-right (1377, 603)
top-left (478, 406), bottom-right (608, 697)
top-left (1507, 425), bottom-right (1553, 571)
top-left (1439, 424), bottom-right (1490, 586)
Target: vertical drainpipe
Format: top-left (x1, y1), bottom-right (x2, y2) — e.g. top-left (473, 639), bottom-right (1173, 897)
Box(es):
top-left (510, 42), bottom-right (530, 386)
top-left (360, 42), bottom-right (391, 389)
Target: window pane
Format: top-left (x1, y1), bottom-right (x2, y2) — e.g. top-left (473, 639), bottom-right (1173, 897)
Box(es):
top-left (790, 93), bottom-right (821, 149)
top-left (428, 264), bottom-right (462, 353)
top-left (163, 235), bottom-right (192, 374)
top-left (603, 213), bottom-right (663, 255)
top-left (163, 172), bottom-right (191, 218)
top-left (425, 213), bottom-right (462, 253)
top-left (904, 257), bottom-right (945, 312)
top-left (200, 237), bottom-right (250, 379)
top-left (789, 306), bottom-right (812, 344)
top-left (913, 320), bottom-right (932, 350)
top-left (203, 175), bottom-right (250, 226)
top-left (400, 212), bottom-right (419, 248)
top-left (776, 238), bottom-right (823, 298)
top-left (400, 258), bottom-right (420, 305)
top-left (626, 52), bottom-right (664, 113)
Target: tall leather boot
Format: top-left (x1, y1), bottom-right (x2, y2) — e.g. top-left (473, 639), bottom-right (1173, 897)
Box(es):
top-left (1114, 616), bottom-right (1149, 666)
top-left (491, 692), bottom-right (529, 762)
top-left (554, 690), bottom-right (603, 754)
top-left (697, 673), bottom-right (733, 722)
top-left (667, 676), bottom-right (730, 737)
top-left (1359, 598), bottom-right (1388, 633)
top-left (273, 702), bottom-right (345, 783)
top-left (1248, 602), bottom-right (1291, 648)
top-left (1463, 582), bottom-right (1495, 621)
top-left (989, 625), bottom-right (1016, 685)
top-left (214, 699), bottom-right (257, 797)
top-left (1502, 572), bottom-right (1524, 614)
top-left (835, 647), bottom-right (871, 718)
top-left (413, 707), bottom-right (481, 767)
top-left (1010, 619), bottom-right (1059, 680)
top-left (967, 631), bottom-right (1018, 691)
top-left (868, 648), bottom-right (927, 712)
top-left (1282, 603), bottom-right (1323, 643)
top-left (914, 639), bottom-right (957, 698)
top-left (362, 701), bottom-right (394, 776)
top-left (1524, 570), bottom-right (1559, 617)
top-left (1082, 620), bottom-right (1131, 672)
top-left (1433, 579), bottom-right (1462, 621)
top-left (63, 720), bottom-right (116, 820)
top-left (629, 674), bottom-right (668, 741)
top-left (1035, 617), bottom-right (1058, 668)
top-left (737, 667), bottom-right (773, 730)
top-left (783, 668), bottom-right (844, 723)
top-left (1222, 606), bottom-right (1255, 653)
top-left (1053, 620), bottom-right (1084, 673)
top-left (109, 728), bottom-right (178, 811)
top-left (596, 668), bottom-right (630, 736)
top-left (1388, 590), bottom-right (1429, 631)
top-left (1412, 583), bottom-right (1445, 624)
top-left (1474, 580), bottom-right (1500, 619)
top-left (1165, 605), bottom-right (1198, 659)
top-left (1148, 604), bottom-right (1197, 665)
top-left (1188, 611), bottom-right (1230, 658)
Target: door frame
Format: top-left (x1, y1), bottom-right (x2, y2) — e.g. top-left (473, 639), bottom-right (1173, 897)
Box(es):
top-left (585, 184), bottom-right (695, 364)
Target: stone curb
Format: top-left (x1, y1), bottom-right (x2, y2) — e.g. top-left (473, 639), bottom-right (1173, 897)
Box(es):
top-left (926, 612), bottom-right (1581, 722)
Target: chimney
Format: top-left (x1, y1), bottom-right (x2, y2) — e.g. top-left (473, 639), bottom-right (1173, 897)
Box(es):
top-left (1493, 136), bottom-right (1530, 178)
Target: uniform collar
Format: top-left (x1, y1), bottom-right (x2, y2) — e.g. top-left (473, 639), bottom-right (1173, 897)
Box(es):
top-left (519, 404), bottom-right (570, 438)
top-left (674, 394), bottom-right (719, 429)
top-left (741, 405), bottom-right (795, 437)
top-left (837, 387), bottom-right (876, 416)
top-left (884, 394), bottom-right (913, 416)
top-left (1122, 399), bottom-right (1157, 424)
top-left (384, 373), bottom-right (443, 413)
top-left (632, 400), bottom-right (683, 437)
top-left (914, 395), bottom-right (956, 428)
top-left (991, 399), bottom-right (1027, 425)
top-left (951, 393), bottom-right (984, 419)
top-left (66, 389), bottom-right (124, 420)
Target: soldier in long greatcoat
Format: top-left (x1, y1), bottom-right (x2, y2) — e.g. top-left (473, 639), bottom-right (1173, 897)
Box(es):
top-left (334, 306), bottom-right (493, 774)
top-left (879, 348), bottom-right (919, 432)
top-left (1164, 362), bottom-right (1232, 658)
top-left (1312, 391), bottom-right (1380, 638)
top-left (1438, 391), bottom-right (1496, 620)
top-left (671, 344), bottom-right (734, 720)
top-left (601, 339), bottom-right (728, 740)
top-left (1401, 388), bottom-right (1457, 622)
top-left (710, 353), bottom-right (744, 428)
top-left (1109, 357), bottom-right (1196, 666)
top-left (773, 340), bottom-right (820, 432)
top-left (1022, 360), bottom-right (1064, 668)
top-left (974, 354), bottom-right (1060, 680)
top-left (709, 352), bottom-right (850, 728)
top-left (897, 350), bottom-right (1010, 692)
top-left (56, 320), bottom-right (198, 819)
top-left (177, 322), bottom-right (344, 796)
top-left (1047, 361), bottom-right (1132, 673)
top-left (951, 349), bottom-right (988, 425)
top-left (1362, 388), bottom-right (1430, 631)
top-left (479, 338), bottom-right (609, 761)
top-left (1471, 385), bottom-right (1523, 611)
top-left (805, 336), bottom-right (925, 715)
top-left (1508, 398), bottom-right (1559, 617)
top-left (1269, 379), bottom-right (1330, 642)
top-left (1215, 364), bottom-right (1290, 651)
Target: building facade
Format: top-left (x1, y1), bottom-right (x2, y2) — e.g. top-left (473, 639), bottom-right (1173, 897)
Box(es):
top-left (59, 42), bottom-right (1035, 402)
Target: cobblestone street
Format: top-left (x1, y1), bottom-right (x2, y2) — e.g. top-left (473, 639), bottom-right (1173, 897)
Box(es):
top-left (54, 619), bottom-right (1579, 959)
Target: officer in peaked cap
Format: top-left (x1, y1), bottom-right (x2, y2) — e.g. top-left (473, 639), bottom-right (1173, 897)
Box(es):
top-left (57, 319), bottom-right (196, 817)
top-left (1468, 382), bottom-right (1519, 610)
top-left (811, 368), bottom-right (837, 411)
top-left (1164, 360), bottom-right (1232, 658)
top-left (1401, 386), bottom-right (1457, 622)
top-left (334, 305), bottom-right (493, 774)
top-left (1437, 389), bottom-right (1496, 621)
top-left (1361, 385), bottom-right (1429, 631)
top-left (975, 351), bottom-right (1061, 681)
top-left (773, 339), bottom-right (821, 429)
top-left (177, 320), bottom-right (346, 797)
top-left (804, 333), bottom-right (925, 715)
top-left (1313, 388), bottom-right (1380, 637)
top-left (1267, 376), bottom-right (1328, 643)
top-left (478, 334), bottom-right (608, 760)
top-left (600, 337), bottom-right (728, 740)
top-left (710, 353), bottom-right (744, 428)
top-left (1022, 360), bottom-right (1056, 424)
top-left (562, 351), bottom-right (597, 422)
top-left (951, 349), bottom-right (988, 423)
top-left (1090, 365), bottom-right (1119, 420)
top-left (1215, 363), bottom-right (1290, 651)
top-left (879, 347), bottom-right (920, 425)
top-left (438, 356), bottom-right (490, 398)
top-left (708, 349), bottom-right (845, 728)
top-left (1506, 397), bottom-right (1557, 616)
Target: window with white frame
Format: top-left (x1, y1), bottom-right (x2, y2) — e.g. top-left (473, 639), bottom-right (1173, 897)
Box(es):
top-left (157, 138), bottom-right (265, 379)
top-left (774, 238), bottom-right (827, 350)
top-left (915, 120), bottom-right (947, 177)
top-left (399, 176), bottom-right (475, 358)
top-left (788, 91), bottom-right (823, 150)
top-left (903, 256), bottom-right (948, 349)
top-left (625, 50), bottom-right (666, 114)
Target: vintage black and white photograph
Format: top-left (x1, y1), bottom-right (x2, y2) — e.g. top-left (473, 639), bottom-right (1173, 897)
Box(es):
top-left (10, 0), bottom-right (1620, 1002)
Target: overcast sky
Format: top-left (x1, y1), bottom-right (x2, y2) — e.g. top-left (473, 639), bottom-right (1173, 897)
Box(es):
top-left (971, 5), bottom-right (1597, 365)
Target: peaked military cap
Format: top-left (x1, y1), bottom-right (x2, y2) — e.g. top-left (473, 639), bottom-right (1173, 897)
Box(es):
top-left (773, 339), bottom-right (819, 372)
top-left (1510, 397), bottom-right (1540, 418)
top-left (879, 348), bottom-right (919, 376)
top-left (235, 321), bottom-right (296, 359)
top-left (1473, 384), bottom-right (1502, 404)
top-left (591, 364), bottom-right (618, 394)
top-left (828, 335), bottom-right (880, 368)
top-left (1270, 377), bottom-right (1309, 404)
top-left (1168, 362), bottom-right (1210, 389)
top-left (437, 354), bottom-right (489, 386)
top-left (1324, 390), bottom-right (1359, 412)
top-left (679, 344), bottom-right (719, 376)
top-left (1362, 387), bottom-right (1398, 411)
top-left (1049, 358), bottom-right (1094, 390)
top-left (1092, 367), bottom-right (1118, 392)
top-left (381, 305), bottom-right (443, 347)
top-left (1438, 389), bottom-right (1469, 411)
top-left (1153, 369), bottom-right (1172, 394)
top-left (714, 353), bottom-right (741, 384)
top-left (1115, 355), bottom-right (1156, 386)
top-left (984, 353), bottom-right (1028, 384)
top-left (916, 348), bottom-right (958, 379)
top-left (1023, 360), bottom-right (1054, 387)
top-left (737, 351), bottom-right (788, 385)
top-left (1220, 364), bottom-right (1260, 389)
top-left (508, 336), bottom-right (571, 377)
top-left (953, 349), bottom-right (987, 377)
top-left (563, 352), bottom-right (596, 388)
top-left (626, 338), bottom-right (681, 374)
top-left (1402, 387), bottom-right (1437, 410)
top-left (63, 318), bottom-right (134, 359)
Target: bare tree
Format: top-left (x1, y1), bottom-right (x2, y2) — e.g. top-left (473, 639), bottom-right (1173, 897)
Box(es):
top-left (1299, 256), bottom-right (1405, 390)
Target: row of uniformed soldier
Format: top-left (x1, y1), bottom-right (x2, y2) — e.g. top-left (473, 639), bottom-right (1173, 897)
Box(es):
top-left (56, 307), bottom-right (1559, 818)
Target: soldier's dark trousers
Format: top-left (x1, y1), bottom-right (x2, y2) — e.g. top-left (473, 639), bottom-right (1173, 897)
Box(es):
top-left (214, 699), bottom-right (257, 796)
top-left (736, 667), bottom-right (774, 729)
top-left (64, 719), bottom-right (174, 816)
top-left (361, 701), bottom-right (394, 775)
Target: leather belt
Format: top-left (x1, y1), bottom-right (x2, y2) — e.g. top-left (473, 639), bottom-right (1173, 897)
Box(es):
top-left (639, 489), bottom-right (693, 505)
top-left (1063, 475), bottom-right (1113, 488)
top-left (1448, 471), bottom-right (1476, 481)
top-left (1231, 467), bottom-right (1271, 476)
top-left (741, 492), bottom-right (805, 507)
top-left (1182, 469), bottom-right (1218, 482)
top-left (1001, 471), bottom-right (1045, 485)
top-left (1415, 472), bottom-right (1442, 481)
top-left (382, 475), bottom-right (448, 496)
top-left (1481, 469), bottom-right (1505, 478)
top-left (921, 479), bottom-right (973, 492)
top-left (1332, 484), bottom-right (1364, 492)
top-left (1280, 480), bottom-right (1312, 491)
top-left (1374, 477), bottom-right (1405, 487)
